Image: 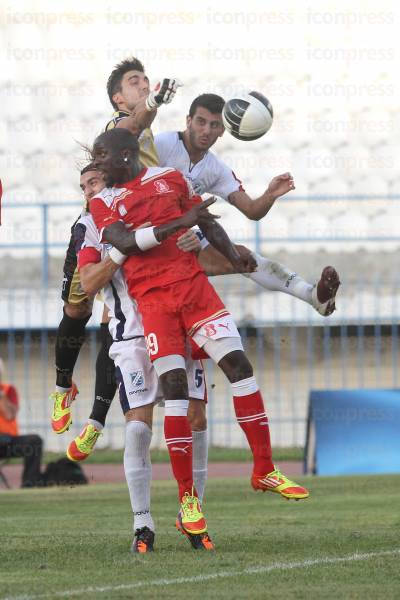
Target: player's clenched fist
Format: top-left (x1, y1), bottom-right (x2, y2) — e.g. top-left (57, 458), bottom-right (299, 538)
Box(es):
top-left (179, 197), bottom-right (220, 229)
top-left (145, 78), bottom-right (183, 111)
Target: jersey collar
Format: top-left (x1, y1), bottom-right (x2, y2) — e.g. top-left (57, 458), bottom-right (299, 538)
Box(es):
top-left (115, 167), bottom-right (148, 188)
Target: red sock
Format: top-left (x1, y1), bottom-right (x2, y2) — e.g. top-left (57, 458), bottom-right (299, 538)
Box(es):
top-left (164, 416), bottom-right (194, 500)
top-left (233, 389), bottom-right (274, 475)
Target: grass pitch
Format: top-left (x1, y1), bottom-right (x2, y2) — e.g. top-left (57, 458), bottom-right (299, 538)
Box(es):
top-left (1, 475), bottom-right (399, 600)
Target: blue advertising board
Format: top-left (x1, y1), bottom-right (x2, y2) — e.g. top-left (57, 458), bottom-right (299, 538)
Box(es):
top-left (304, 389), bottom-right (400, 475)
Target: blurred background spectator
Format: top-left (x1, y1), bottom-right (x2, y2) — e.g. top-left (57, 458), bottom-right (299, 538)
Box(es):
top-left (0, 358), bottom-right (44, 487)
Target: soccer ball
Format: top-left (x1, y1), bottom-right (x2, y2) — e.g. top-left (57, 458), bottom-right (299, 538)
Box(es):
top-left (222, 91), bottom-right (273, 141)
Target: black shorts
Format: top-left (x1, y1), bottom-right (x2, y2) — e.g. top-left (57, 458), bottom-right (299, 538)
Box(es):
top-left (61, 218), bottom-right (89, 305)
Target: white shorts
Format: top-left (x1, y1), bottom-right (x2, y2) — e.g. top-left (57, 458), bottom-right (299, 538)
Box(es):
top-left (192, 313), bottom-right (243, 363)
top-left (109, 337), bottom-right (206, 413)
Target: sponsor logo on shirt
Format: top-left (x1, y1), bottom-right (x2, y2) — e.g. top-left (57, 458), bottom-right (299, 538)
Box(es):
top-left (119, 204), bottom-right (127, 216)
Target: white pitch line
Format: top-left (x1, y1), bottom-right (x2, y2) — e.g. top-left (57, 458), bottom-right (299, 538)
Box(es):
top-left (2, 548), bottom-right (400, 600)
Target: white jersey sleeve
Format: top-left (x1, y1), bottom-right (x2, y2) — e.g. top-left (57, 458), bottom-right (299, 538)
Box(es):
top-left (75, 214), bottom-right (144, 341)
top-left (74, 213), bottom-right (102, 253)
top-left (207, 158), bottom-right (244, 201)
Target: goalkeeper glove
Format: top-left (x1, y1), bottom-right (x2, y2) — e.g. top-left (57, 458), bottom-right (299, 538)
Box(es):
top-left (145, 78), bottom-right (183, 111)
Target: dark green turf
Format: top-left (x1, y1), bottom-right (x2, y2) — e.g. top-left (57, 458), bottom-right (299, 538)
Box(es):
top-left (1, 475), bottom-right (399, 599)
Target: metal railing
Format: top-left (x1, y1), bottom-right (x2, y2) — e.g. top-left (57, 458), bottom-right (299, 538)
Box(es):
top-left (1, 194), bottom-right (399, 288)
top-left (0, 195), bottom-right (399, 449)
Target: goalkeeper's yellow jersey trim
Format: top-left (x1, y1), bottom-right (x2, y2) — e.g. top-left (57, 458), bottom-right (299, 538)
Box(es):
top-left (105, 110), bottom-right (159, 168)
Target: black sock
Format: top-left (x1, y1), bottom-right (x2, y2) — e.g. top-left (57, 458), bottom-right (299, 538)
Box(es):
top-left (89, 324), bottom-right (116, 426)
top-left (55, 309), bottom-right (91, 388)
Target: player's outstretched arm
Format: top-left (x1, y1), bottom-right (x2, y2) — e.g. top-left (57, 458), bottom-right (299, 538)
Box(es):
top-left (116, 78), bottom-right (183, 136)
top-left (115, 98), bottom-right (156, 136)
top-left (102, 198), bottom-right (218, 256)
top-left (197, 218), bottom-right (256, 273)
top-left (229, 172), bottom-right (295, 221)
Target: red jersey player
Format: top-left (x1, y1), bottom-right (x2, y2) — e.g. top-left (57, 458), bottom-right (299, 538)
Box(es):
top-left (90, 128), bottom-right (309, 540)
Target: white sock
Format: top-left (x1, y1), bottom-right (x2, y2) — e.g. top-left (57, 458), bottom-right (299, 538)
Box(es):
top-left (164, 399), bottom-right (189, 416)
top-left (246, 253), bottom-right (313, 305)
top-left (55, 385), bottom-right (70, 394)
top-left (192, 429), bottom-right (208, 503)
top-left (88, 419), bottom-right (103, 431)
top-left (124, 420), bottom-right (154, 533)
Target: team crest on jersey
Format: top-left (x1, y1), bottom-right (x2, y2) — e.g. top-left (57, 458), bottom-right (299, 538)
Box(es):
top-left (118, 204), bottom-right (127, 216)
top-left (130, 370), bottom-right (144, 387)
top-left (154, 179), bottom-right (170, 194)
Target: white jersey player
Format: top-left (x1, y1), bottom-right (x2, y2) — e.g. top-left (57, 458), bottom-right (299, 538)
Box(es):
top-left (154, 93), bottom-right (340, 317)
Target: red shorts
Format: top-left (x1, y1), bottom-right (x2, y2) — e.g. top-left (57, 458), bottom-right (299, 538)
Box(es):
top-left (136, 272), bottom-right (229, 361)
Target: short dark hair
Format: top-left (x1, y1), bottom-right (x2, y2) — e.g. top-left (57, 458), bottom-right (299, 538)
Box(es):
top-left (80, 162), bottom-right (97, 176)
top-left (106, 57), bottom-right (145, 110)
top-left (188, 93), bottom-right (225, 118)
top-left (93, 129), bottom-right (140, 157)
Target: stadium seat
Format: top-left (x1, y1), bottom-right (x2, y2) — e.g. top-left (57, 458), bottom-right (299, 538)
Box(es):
top-left (9, 119), bottom-right (47, 156)
top-left (30, 153), bottom-right (75, 190)
top-left (349, 175), bottom-right (388, 197)
top-left (288, 213), bottom-right (329, 240)
top-left (41, 185), bottom-right (81, 205)
top-left (0, 120), bottom-right (8, 153)
top-left (309, 108), bottom-right (350, 150)
top-left (258, 213), bottom-right (289, 240)
top-left (391, 110), bottom-right (400, 140)
top-left (5, 25), bottom-right (52, 84)
top-left (293, 145), bottom-right (336, 183)
top-left (48, 205), bottom-right (81, 243)
top-left (0, 153), bottom-right (27, 187)
top-left (351, 108), bottom-right (392, 148)
top-left (45, 118), bottom-right (84, 155)
top-left (31, 81), bottom-right (71, 119)
top-left (259, 144), bottom-right (294, 175)
top-left (388, 178), bottom-right (400, 197)
top-left (275, 108), bottom-right (311, 150)
top-left (70, 89), bottom-right (110, 120)
top-left (369, 209), bottom-right (399, 238)
top-left (0, 205), bottom-right (42, 255)
top-left (336, 144), bottom-right (372, 180)
top-left (329, 210), bottom-right (369, 241)
top-left (1, 86), bottom-right (33, 119)
top-left (373, 143), bottom-right (399, 181)
top-left (308, 175), bottom-right (349, 197)
top-left (217, 205), bottom-right (257, 245)
top-left (2, 185), bottom-right (39, 205)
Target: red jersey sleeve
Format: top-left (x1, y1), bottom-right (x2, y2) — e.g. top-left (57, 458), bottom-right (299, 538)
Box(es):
top-left (78, 247), bottom-right (102, 270)
top-left (90, 197), bottom-right (121, 241)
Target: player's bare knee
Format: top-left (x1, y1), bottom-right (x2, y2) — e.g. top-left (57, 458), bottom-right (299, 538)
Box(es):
top-left (124, 407), bottom-right (153, 428)
top-left (64, 300), bottom-right (92, 320)
top-left (154, 355), bottom-right (188, 399)
top-left (218, 350), bottom-right (254, 383)
top-left (159, 368), bottom-right (188, 400)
